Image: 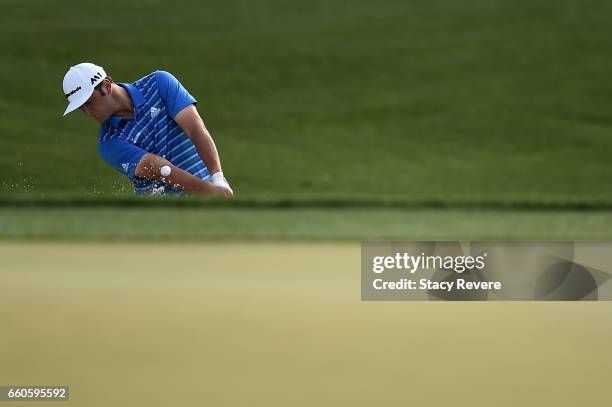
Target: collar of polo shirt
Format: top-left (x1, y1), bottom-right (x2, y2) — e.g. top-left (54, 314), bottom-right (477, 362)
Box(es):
top-left (107, 83), bottom-right (146, 128)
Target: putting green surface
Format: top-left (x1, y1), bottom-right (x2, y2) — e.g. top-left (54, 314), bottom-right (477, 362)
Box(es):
top-left (1, 242), bottom-right (610, 406)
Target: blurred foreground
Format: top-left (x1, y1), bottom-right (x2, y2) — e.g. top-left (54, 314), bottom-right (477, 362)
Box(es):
top-left (0, 242), bottom-right (610, 406)
top-left (2, 207), bottom-right (612, 240)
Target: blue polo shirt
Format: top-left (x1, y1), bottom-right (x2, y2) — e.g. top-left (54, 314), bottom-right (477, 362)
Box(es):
top-left (98, 71), bottom-right (211, 195)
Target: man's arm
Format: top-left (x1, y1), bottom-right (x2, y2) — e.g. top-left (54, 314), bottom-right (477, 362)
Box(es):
top-left (134, 153), bottom-right (232, 196)
top-left (154, 71), bottom-right (232, 191)
top-left (175, 104), bottom-right (222, 175)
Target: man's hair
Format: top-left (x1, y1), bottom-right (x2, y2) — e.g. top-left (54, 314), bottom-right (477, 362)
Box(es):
top-left (94, 76), bottom-right (113, 96)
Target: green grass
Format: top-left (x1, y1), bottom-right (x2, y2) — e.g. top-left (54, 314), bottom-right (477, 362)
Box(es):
top-left (2, 0), bottom-right (612, 203)
top-left (2, 242), bottom-right (612, 406)
top-left (2, 207), bottom-right (612, 240)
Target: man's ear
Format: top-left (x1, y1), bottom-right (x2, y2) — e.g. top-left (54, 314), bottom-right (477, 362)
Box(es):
top-left (103, 79), bottom-right (112, 95)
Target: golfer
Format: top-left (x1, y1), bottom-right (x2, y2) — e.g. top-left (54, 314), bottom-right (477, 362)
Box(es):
top-left (62, 62), bottom-right (233, 196)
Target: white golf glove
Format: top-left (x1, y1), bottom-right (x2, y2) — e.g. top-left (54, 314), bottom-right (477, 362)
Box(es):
top-left (211, 171), bottom-right (233, 193)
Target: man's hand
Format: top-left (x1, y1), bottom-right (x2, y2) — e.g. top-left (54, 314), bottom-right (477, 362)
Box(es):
top-left (211, 184), bottom-right (233, 197)
top-left (211, 171), bottom-right (233, 194)
top-left (135, 153), bottom-right (233, 197)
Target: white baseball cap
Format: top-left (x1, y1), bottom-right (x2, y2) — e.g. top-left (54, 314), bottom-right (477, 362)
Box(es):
top-left (62, 62), bottom-right (107, 116)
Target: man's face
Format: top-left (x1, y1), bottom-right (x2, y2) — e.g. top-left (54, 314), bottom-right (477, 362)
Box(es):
top-left (79, 80), bottom-right (113, 123)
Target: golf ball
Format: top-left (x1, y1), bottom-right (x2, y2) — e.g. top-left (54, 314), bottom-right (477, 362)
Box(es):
top-left (160, 165), bottom-right (171, 177)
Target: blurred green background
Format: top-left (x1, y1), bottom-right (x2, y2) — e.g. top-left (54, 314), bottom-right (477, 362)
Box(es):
top-left (3, 0), bottom-right (612, 201)
top-left (1, 0), bottom-right (612, 237)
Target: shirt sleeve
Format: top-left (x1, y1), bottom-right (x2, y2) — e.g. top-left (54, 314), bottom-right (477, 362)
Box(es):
top-left (98, 138), bottom-right (149, 180)
top-left (155, 71), bottom-right (197, 118)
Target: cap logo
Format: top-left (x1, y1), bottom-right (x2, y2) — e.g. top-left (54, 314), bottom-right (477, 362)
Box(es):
top-left (64, 86), bottom-right (82, 98)
top-left (90, 72), bottom-right (103, 85)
